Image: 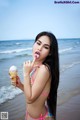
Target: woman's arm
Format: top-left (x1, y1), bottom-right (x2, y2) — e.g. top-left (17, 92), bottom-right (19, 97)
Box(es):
top-left (17, 81), bottom-right (24, 91)
top-left (24, 65), bottom-right (50, 103)
top-left (11, 76), bottom-right (24, 92)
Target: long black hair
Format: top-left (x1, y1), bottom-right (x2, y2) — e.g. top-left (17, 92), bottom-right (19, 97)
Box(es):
top-left (35, 31), bottom-right (59, 120)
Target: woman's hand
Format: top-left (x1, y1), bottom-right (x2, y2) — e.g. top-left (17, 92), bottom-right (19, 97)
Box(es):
top-left (23, 59), bottom-right (35, 76)
top-left (11, 76), bottom-right (22, 89)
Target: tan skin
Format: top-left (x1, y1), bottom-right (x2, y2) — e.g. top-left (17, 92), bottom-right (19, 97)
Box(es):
top-left (11, 36), bottom-right (54, 119)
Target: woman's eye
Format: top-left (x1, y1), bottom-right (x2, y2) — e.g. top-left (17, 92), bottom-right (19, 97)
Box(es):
top-left (44, 46), bottom-right (49, 49)
top-left (36, 42), bottom-right (41, 45)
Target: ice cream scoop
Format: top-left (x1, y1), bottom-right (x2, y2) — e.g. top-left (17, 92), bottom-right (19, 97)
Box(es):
top-left (35, 54), bottom-right (40, 59)
top-left (34, 52), bottom-right (40, 59)
top-left (9, 66), bottom-right (18, 86)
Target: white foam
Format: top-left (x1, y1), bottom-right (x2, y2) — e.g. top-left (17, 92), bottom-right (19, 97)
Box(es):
top-left (0, 86), bottom-right (22, 104)
top-left (0, 47), bottom-right (72, 55)
top-left (0, 48), bottom-right (32, 54)
top-left (59, 47), bottom-right (73, 54)
top-left (16, 42), bottom-right (21, 45)
top-left (61, 61), bottom-right (80, 72)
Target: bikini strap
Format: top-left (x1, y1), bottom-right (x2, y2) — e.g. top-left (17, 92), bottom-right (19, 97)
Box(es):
top-left (30, 64), bottom-right (42, 85)
top-left (40, 106), bottom-right (48, 120)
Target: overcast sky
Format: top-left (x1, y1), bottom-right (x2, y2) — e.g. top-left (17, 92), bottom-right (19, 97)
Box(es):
top-left (0, 0), bottom-right (80, 40)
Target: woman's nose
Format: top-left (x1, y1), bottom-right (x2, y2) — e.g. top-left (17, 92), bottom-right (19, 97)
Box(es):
top-left (38, 45), bottom-right (43, 51)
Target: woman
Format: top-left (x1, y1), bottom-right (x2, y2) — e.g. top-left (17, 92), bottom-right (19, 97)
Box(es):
top-left (11, 31), bottom-right (59, 120)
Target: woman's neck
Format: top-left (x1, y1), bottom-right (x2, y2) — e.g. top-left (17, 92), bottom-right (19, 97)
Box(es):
top-left (33, 61), bottom-right (42, 67)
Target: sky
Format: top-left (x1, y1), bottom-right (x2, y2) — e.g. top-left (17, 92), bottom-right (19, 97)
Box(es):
top-left (0, 0), bottom-right (80, 40)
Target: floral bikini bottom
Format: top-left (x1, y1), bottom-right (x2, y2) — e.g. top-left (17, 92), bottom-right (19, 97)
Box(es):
top-left (25, 107), bottom-right (54, 120)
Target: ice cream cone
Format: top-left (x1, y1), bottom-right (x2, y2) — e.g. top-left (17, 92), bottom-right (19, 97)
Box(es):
top-left (9, 65), bottom-right (18, 87)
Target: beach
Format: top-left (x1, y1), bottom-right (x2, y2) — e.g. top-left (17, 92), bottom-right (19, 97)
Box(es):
top-left (0, 93), bottom-right (80, 120)
top-left (0, 39), bottom-right (80, 120)
top-left (57, 94), bottom-right (80, 120)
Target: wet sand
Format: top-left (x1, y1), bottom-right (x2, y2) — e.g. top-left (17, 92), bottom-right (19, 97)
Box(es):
top-left (57, 94), bottom-right (80, 120)
top-left (0, 93), bottom-right (80, 120)
top-left (0, 93), bottom-right (26, 120)
top-left (0, 61), bottom-right (80, 120)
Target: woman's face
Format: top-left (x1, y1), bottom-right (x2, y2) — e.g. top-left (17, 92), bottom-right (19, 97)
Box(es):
top-left (33, 35), bottom-right (50, 62)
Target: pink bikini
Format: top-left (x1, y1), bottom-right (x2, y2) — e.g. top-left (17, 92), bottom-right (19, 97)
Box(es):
top-left (25, 65), bottom-right (54, 120)
top-left (25, 106), bottom-right (54, 120)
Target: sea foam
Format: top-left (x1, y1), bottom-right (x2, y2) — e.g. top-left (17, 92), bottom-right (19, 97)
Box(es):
top-left (0, 48), bottom-right (32, 54)
top-left (0, 85), bottom-right (22, 104)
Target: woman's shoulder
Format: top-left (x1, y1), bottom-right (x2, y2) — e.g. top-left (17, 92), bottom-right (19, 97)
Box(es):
top-left (38, 64), bottom-right (50, 75)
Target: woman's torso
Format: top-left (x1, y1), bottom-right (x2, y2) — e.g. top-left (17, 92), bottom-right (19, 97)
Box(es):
top-left (26, 64), bottom-right (51, 118)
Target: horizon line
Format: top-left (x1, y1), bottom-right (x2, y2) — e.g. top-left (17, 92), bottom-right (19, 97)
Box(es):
top-left (0, 37), bottom-right (80, 41)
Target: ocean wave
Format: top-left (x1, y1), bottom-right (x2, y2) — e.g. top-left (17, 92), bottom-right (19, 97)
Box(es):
top-left (15, 42), bottom-right (22, 45)
top-left (61, 61), bottom-right (80, 73)
top-left (0, 48), bottom-right (32, 54)
top-left (0, 47), bottom-right (72, 54)
top-left (0, 86), bottom-right (22, 104)
top-left (59, 47), bottom-right (73, 54)
top-left (0, 53), bottom-right (32, 62)
top-left (16, 53), bottom-right (32, 57)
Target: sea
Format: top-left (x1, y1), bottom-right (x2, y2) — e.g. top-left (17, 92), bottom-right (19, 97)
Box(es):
top-left (0, 38), bottom-right (80, 105)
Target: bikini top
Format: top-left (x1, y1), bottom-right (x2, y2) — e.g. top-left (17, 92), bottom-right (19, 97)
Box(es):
top-left (30, 65), bottom-right (49, 97)
top-left (30, 66), bottom-right (38, 85)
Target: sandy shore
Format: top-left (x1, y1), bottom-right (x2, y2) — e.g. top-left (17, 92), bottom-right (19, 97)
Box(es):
top-left (0, 64), bottom-right (80, 120)
top-left (0, 93), bottom-right (80, 120)
top-left (57, 94), bottom-right (80, 120)
top-left (0, 93), bottom-right (26, 120)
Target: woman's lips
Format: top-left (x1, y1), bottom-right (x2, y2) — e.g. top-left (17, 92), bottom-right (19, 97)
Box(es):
top-left (34, 51), bottom-right (40, 59)
top-left (35, 54), bottom-right (40, 59)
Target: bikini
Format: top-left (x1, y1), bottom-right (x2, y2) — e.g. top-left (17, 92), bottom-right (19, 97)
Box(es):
top-left (25, 65), bottom-right (54, 120)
